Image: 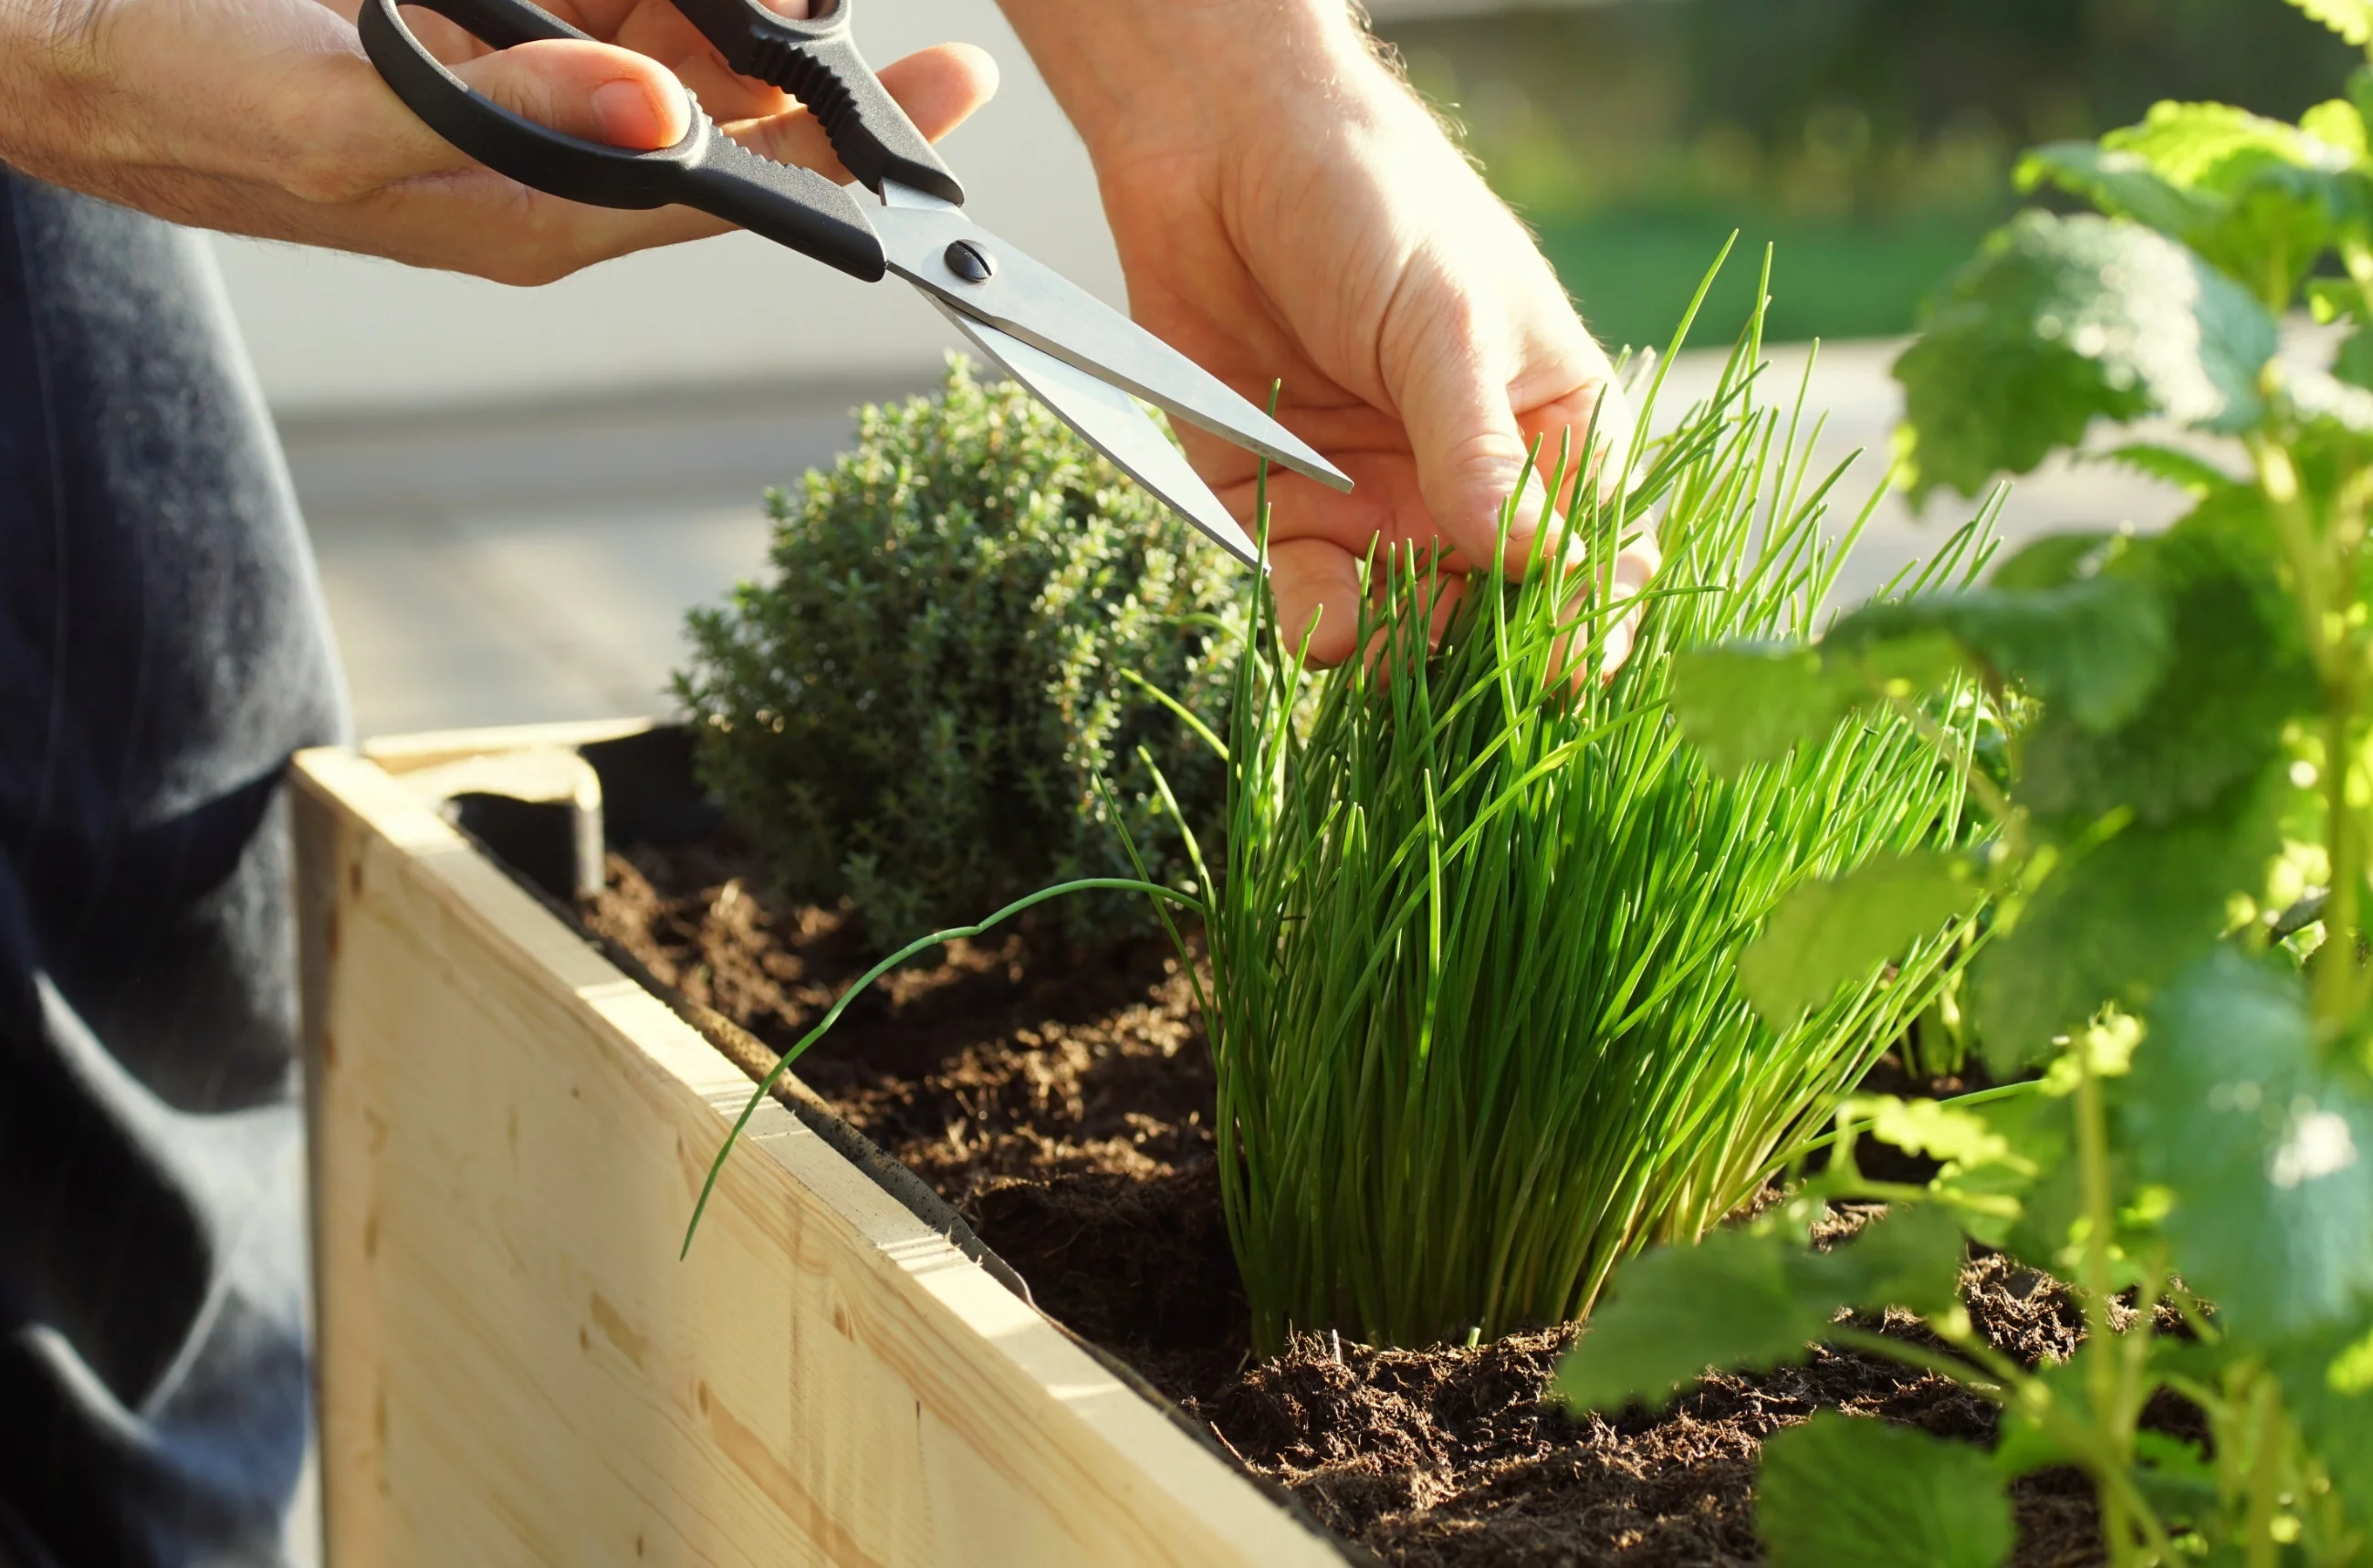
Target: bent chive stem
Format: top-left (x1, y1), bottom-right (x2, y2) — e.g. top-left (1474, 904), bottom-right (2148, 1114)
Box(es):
top-left (681, 876), bottom-right (1198, 1256)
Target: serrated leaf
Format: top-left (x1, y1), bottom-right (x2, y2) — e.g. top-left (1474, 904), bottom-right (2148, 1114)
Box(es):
top-left (1555, 1209), bottom-right (1966, 1413)
top-left (1741, 853), bottom-right (1981, 1023)
top-left (1974, 767), bottom-right (2284, 1071)
top-left (1832, 576), bottom-right (2172, 735)
top-left (1758, 1413), bottom-right (2012, 1568)
top-left (2106, 101), bottom-right (2347, 186)
top-left (2127, 949), bottom-right (2373, 1338)
top-left (2290, 0), bottom-right (2373, 46)
top-left (1895, 214), bottom-right (2278, 502)
top-left (2096, 444), bottom-right (2242, 497)
top-left (1845, 1094), bottom-right (2015, 1168)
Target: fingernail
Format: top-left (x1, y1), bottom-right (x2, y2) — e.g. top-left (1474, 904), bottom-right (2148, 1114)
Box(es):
top-left (591, 78), bottom-right (685, 149)
top-left (1601, 615), bottom-right (1636, 678)
top-left (1505, 468), bottom-right (1552, 541)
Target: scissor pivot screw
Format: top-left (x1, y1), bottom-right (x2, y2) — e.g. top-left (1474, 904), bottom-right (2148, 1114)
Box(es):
top-left (944, 240), bottom-right (996, 283)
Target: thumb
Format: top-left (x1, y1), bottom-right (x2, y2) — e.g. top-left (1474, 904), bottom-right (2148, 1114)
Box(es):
top-left (1396, 329), bottom-right (1558, 579)
top-left (452, 38), bottom-right (693, 151)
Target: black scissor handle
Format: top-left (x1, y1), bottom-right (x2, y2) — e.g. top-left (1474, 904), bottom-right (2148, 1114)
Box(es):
top-left (359, 0), bottom-right (887, 280)
top-left (668, 0), bottom-right (964, 204)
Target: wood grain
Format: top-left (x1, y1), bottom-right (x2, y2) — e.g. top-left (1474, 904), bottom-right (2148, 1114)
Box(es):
top-left (292, 744), bottom-right (1339, 1567)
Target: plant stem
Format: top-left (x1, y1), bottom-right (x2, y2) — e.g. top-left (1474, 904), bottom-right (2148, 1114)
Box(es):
top-left (2253, 434), bottom-right (2365, 1030)
top-left (2072, 1029), bottom-right (2144, 1565)
top-left (2242, 1365), bottom-right (2284, 1568)
top-left (2321, 699), bottom-right (2359, 1028)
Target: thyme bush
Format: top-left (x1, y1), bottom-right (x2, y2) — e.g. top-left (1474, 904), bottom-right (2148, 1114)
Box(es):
top-left (674, 359), bottom-right (1240, 950)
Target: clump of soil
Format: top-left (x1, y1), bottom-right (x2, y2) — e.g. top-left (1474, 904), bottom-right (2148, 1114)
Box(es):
top-left (582, 837), bottom-right (2119, 1566)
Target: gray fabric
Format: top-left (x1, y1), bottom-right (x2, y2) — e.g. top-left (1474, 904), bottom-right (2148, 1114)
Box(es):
top-left (0, 170), bottom-right (347, 1567)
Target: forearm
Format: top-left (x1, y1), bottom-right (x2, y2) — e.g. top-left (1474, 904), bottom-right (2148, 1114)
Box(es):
top-left (993, 0), bottom-right (1426, 162)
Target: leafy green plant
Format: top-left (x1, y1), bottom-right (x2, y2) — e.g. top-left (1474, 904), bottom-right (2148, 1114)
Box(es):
top-left (1559, 5), bottom-right (2373, 1561)
top-left (673, 357), bottom-right (1240, 951)
top-left (1180, 304), bottom-right (1990, 1354)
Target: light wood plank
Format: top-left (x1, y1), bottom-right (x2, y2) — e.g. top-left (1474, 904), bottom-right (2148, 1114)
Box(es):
top-left (293, 745), bottom-right (1335, 1567)
top-left (360, 716), bottom-right (654, 775)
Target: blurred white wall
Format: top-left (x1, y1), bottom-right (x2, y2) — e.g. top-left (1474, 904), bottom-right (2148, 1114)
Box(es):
top-left (210, 0), bottom-right (1118, 413)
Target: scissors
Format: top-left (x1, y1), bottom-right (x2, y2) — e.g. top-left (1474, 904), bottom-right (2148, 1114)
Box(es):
top-left (357, 0), bottom-right (1352, 566)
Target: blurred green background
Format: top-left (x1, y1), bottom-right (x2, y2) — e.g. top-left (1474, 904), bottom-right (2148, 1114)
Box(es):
top-left (1370, 0), bottom-right (2357, 349)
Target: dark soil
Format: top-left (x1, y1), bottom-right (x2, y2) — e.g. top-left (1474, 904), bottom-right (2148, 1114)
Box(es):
top-left (582, 836), bottom-right (2121, 1567)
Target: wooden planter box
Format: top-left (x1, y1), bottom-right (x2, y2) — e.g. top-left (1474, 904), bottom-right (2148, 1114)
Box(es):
top-left (291, 722), bottom-right (1340, 1566)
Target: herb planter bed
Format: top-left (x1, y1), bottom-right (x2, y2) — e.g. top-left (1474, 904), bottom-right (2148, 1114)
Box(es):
top-left (289, 719), bottom-right (1341, 1568)
top-left (294, 718), bottom-right (2114, 1566)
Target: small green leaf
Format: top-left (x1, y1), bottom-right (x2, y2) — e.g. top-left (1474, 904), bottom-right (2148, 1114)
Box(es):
top-left (1845, 1094), bottom-right (2014, 1168)
top-left (1758, 1413), bottom-right (2013, 1568)
top-left (1554, 1223), bottom-right (1831, 1413)
top-left (1671, 645), bottom-right (1856, 776)
top-left (1885, 1088), bottom-right (2076, 1258)
top-left (1826, 1202), bottom-right (1971, 1321)
top-left (1741, 853), bottom-right (1981, 1023)
top-left (1894, 213), bottom-right (2280, 502)
top-left (1556, 1207), bottom-right (1966, 1412)
top-left (2127, 949), bottom-right (2373, 1338)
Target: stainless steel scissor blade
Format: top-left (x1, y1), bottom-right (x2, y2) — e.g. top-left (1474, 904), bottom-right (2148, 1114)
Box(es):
top-left (873, 184), bottom-right (1352, 497)
top-left (924, 296), bottom-right (1262, 569)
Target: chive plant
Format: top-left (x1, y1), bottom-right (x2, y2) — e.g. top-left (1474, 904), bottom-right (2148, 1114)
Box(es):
top-left (1174, 291), bottom-right (1991, 1353)
top-left (688, 267), bottom-right (1993, 1355)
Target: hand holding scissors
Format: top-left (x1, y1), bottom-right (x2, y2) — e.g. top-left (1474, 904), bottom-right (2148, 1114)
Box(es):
top-left (358, 0), bottom-right (1354, 563)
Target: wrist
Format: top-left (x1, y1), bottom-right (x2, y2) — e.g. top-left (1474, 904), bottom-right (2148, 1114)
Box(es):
top-left (998, 0), bottom-right (1419, 165)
